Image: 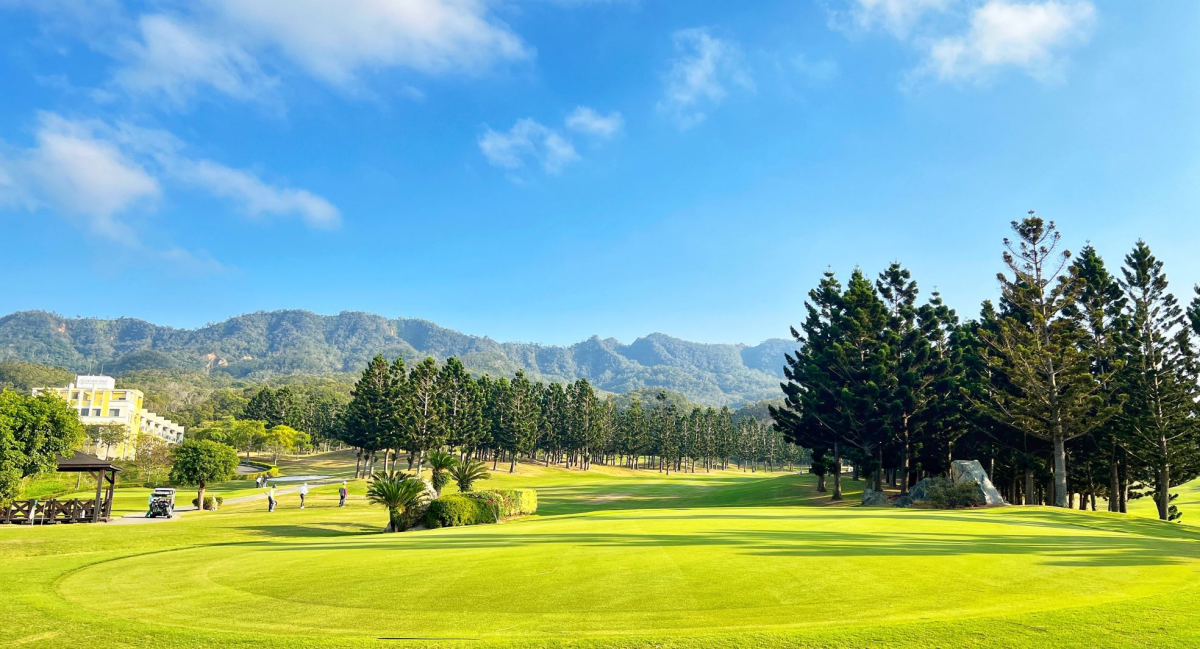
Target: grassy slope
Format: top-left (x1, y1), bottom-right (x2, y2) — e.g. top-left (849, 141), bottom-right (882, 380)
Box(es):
top-left (3, 453), bottom-right (1199, 648)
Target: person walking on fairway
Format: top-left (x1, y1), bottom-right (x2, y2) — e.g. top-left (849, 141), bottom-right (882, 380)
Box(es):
top-left (338, 481), bottom-right (348, 507)
top-left (299, 482), bottom-right (309, 509)
top-left (267, 486), bottom-right (276, 512)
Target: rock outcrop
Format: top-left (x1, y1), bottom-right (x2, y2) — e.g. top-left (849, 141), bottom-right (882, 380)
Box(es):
top-left (893, 461), bottom-right (1006, 507)
top-left (862, 489), bottom-right (890, 507)
top-left (950, 460), bottom-right (1006, 505)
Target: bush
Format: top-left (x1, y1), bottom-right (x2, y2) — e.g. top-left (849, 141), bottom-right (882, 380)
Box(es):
top-left (425, 494), bottom-right (498, 528)
top-left (191, 494), bottom-right (225, 510)
top-left (482, 489), bottom-right (537, 517)
top-left (924, 478), bottom-right (982, 509)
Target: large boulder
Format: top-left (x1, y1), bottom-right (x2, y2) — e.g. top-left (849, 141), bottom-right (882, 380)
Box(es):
top-left (908, 478), bottom-right (935, 502)
top-left (862, 489), bottom-right (890, 507)
top-left (950, 460), bottom-right (1005, 505)
top-left (893, 495), bottom-right (914, 508)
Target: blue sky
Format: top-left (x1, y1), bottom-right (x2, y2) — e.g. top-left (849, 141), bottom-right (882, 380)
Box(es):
top-left (2, 1), bottom-right (1199, 346)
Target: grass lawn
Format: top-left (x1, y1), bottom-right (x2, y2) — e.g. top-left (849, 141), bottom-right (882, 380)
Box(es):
top-left (3, 452), bottom-right (1200, 648)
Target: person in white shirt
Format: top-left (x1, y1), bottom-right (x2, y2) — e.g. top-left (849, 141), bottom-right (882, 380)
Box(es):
top-left (267, 486), bottom-right (276, 512)
top-left (299, 482), bottom-right (309, 509)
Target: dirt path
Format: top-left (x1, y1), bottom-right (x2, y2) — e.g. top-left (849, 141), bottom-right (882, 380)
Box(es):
top-left (110, 479), bottom-right (343, 525)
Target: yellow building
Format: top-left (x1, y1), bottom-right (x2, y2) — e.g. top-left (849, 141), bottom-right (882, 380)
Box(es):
top-left (33, 375), bottom-right (184, 460)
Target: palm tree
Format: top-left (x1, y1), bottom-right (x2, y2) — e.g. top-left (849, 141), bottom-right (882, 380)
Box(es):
top-left (449, 460), bottom-right (490, 493)
top-left (427, 449), bottom-right (459, 496)
top-left (366, 471), bottom-right (427, 532)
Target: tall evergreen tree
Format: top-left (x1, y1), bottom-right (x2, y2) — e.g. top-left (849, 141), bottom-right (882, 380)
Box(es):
top-left (1118, 241), bottom-right (1200, 520)
top-left (342, 355), bottom-right (400, 478)
top-left (1065, 245), bottom-right (1129, 511)
top-left (406, 357), bottom-right (445, 476)
top-left (977, 215), bottom-right (1117, 507)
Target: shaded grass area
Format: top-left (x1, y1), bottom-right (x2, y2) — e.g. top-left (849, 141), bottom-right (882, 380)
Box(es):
top-left (3, 454), bottom-right (1199, 648)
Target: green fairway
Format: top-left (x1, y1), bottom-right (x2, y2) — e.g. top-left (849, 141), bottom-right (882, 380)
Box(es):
top-left (4, 453), bottom-right (1200, 648)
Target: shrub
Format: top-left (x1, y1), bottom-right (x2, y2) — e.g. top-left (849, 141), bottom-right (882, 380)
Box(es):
top-left (482, 489), bottom-right (537, 517)
top-left (425, 494), bottom-right (498, 528)
top-left (924, 478), bottom-right (982, 509)
top-left (191, 495), bottom-right (225, 510)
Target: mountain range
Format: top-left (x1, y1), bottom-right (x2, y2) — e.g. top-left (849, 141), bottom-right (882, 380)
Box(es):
top-left (0, 310), bottom-right (796, 406)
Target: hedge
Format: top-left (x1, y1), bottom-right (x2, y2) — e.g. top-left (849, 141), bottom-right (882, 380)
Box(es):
top-left (425, 489), bottom-right (538, 529)
top-left (485, 489), bottom-right (537, 517)
top-left (425, 494), bottom-right (497, 528)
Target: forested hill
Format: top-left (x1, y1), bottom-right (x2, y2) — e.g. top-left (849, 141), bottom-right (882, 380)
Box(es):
top-left (0, 310), bottom-right (795, 406)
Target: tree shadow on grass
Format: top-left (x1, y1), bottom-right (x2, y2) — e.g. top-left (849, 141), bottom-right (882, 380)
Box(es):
top-left (233, 523), bottom-right (1200, 568)
top-left (240, 522), bottom-right (381, 538)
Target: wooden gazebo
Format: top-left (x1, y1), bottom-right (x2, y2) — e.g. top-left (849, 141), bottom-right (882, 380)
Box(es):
top-left (1, 452), bottom-right (121, 524)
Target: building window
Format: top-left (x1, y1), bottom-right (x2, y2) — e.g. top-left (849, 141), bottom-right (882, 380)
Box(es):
top-left (109, 409), bottom-right (121, 417)
top-left (92, 409), bottom-right (101, 417)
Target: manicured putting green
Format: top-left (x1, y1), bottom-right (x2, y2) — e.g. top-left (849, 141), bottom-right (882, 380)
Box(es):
top-left (55, 507), bottom-right (1200, 642)
top-left (6, 455), bottom-right (1200, 647)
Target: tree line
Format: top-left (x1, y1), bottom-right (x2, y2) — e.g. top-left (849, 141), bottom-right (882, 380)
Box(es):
top-left (337, 356), bottom-right (806, 478)
top-left (772, 214), bottom-right (1200, 520)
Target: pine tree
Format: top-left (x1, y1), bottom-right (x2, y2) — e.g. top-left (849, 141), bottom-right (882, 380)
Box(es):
top-left (342, 355), bottom-right (401, 478)
top-left (1065, 245), bottom-right (1129, 511)
top-left (406, 357), bottom-right (445, 476)
top-left (977, 215), bottom-right (1117, 507)
top-left (1117, 241), bottom-right (1200, 520)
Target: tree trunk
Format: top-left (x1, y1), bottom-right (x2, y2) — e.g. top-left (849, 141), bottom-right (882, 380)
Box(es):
top-left (1024, 469), bottom-right (1035, 506)
top-left (197, 484), bottom-right (206, 511)
top-left (873, 447), bottom-right (883, 492)
top-left (1109, 455), bottom-right (1120, 512)
top-left (1157, 437), bottom-right (1171, 521)
top-left (1052, 435), bottom-right (1067, 507)
top-left (831, 441), bottom-right (843, 501)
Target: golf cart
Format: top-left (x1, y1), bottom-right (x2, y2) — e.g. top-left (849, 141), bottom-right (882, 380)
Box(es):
top-left (147, 487), bottom-right (176, 518)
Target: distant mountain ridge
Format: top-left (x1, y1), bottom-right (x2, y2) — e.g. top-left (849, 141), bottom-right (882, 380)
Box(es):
top-left (0, 310), bottom-right (795, 406)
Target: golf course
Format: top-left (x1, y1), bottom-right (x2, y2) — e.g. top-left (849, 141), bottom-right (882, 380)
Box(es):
top-left (3, 450), bottom-right (1200, 648)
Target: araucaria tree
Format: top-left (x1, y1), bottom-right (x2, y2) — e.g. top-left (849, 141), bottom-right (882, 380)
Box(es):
top-left (976, 215), bottom-right (1117, 507)
top-left (1117, 241), bottom-right (1200, 520)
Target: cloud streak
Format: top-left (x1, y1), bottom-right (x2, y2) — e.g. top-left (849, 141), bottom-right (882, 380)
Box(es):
top-left (658, 28), bottom-right (753, 130)
top-left (479, 119), bottom-right (580, 174)
top-left (0, 112), bottom-right (340, 247)
top-left (110, 0), bottom-right (532, 105)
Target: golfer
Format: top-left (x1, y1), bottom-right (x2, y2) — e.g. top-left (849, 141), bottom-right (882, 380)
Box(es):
top-left (299, 482), bottom-right (309, 509)
top-left (338, 481), bottom-right (348, 507)
top-left (267, 486), bottom-right (276, 512)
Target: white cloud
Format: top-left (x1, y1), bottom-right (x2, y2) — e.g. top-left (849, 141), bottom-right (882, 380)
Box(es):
top-left (841, 0), bottom-right (956, 38)
top-left (658, 28), bottom-right (753, 130)
top-left (114, 14), bottom-right (278, 106)
top-left (0, 113), bottom-right (160, 238)
top-left (171, 159), bottom-right (340, 229)
top-left (0, 113), bottom-right (340, 238)
top-left (921, 1), bottom-right (1096, 82)
top-left (479, 119), bottom-right (579, 174)
top-left (109, 0), bottom-right (531, 103)
top-left (565, 106), bottom-right (624, 138)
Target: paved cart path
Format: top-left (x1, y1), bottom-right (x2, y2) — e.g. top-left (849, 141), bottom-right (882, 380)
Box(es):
top-left (111, 478), bottom-right (343, 525)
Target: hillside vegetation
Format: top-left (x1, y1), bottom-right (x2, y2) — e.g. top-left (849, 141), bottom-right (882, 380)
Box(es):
top-left (0, 310), bottom-right (793, 406)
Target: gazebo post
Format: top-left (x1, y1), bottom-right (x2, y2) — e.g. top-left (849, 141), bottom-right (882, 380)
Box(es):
top-left (92, 469), bottom-right (103, 523)
top-left (104, 469), bottom-right (116, 520)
